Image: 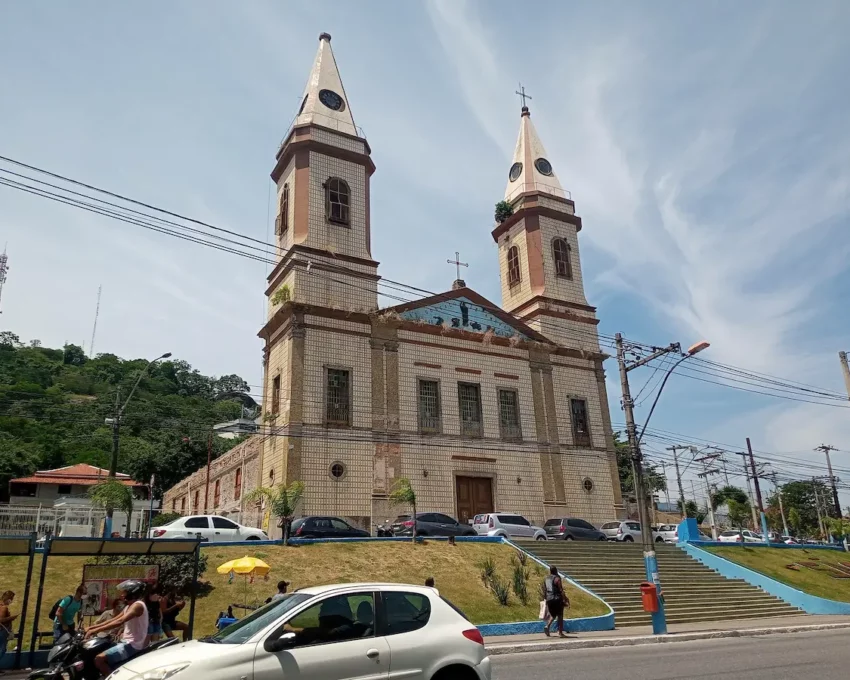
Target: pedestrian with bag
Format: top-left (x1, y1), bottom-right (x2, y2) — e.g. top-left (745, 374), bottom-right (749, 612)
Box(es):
top-left (0, 591), bottom-right (18, 673)
top-left (543, 565), bottom-right (569, 638)
top-left (52, 584), bottom-right (86, 645)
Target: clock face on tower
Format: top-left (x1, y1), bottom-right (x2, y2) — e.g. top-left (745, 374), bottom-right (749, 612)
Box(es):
top-left (318, 89), bottom-right (345, 111)
top-left (509, 162), bottom-right (523, 182)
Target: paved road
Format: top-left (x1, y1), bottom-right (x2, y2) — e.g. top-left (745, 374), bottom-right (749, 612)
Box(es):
top-left (491, 629), bottom-right (850, 679)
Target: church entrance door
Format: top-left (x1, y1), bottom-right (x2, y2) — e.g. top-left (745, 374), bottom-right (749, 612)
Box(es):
top-left (455, 476), bottom-right (494, 525)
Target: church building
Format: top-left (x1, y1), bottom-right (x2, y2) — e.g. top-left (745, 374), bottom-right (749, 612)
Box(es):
top-left (257, 33), bottom-right (623, 535)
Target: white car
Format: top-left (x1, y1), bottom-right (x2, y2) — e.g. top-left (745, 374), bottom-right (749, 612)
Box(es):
top-left (149, 515), bottom-right (269, 542)
top-left (472, 513), bottom-right (547, 540)
top-left (114, 583), bottom-right (490, 680)
top-left (652, 524), bottom-right (679, 544)
top-left (718, 529), bottom-right (764, 543)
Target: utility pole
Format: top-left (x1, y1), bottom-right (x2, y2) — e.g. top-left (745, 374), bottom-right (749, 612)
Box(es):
top-left (615, 333), bottom-right (666, 635)
top-left (768, 471), bottom-right (789, 537)
top-left (203, 433), bottom-right (213, 513)
top-left (815, 444), bottom-right (841, 517)
top-left (839, 351), bottom-right (850, 399)
top-left (745, 438), bottom-right (770, 542)
top-left (738, 456), bottom-right (759, 529)
top-left (695, 452), bottom-right (722, 539)
top-left (660, 461), bottom-right (671, 507)
top-left (813, 479), bottom-right (826, 540)
top-left (667, 445), bottom-right (688, 518)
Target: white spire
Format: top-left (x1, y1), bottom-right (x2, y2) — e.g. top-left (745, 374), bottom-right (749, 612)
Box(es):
top-left (294, 32), bottom-right (359, 137)
top-left (504, 106), bottom-right (565, 202)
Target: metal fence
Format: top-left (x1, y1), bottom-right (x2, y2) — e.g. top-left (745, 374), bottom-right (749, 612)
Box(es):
top-left (0, 505), bottom-right (146, 538)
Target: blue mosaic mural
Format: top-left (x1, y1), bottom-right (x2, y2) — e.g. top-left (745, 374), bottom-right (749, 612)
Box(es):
top-left (398, 296), bottom-right (527, 339)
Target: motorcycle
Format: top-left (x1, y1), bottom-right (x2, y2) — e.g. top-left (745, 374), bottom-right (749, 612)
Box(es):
top-left (375, 519), bottom-right (394, 537)
top-left (29, 631), bottom-right (179, 680)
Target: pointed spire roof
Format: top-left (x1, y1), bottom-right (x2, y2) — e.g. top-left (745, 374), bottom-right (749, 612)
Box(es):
top-left (294, 32), bottom-right (359, 138)
top-left (504, 106), bottom-right (565, 202)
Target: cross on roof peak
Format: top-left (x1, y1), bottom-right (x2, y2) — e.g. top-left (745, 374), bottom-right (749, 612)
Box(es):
top-left (515, 83), bottom-right (532, 109)
top-left (447, 251), bottom-right (469, 283)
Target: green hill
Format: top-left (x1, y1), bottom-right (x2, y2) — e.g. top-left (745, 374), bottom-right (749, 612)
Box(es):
top-left (0, 331), bottom-right (253, 499)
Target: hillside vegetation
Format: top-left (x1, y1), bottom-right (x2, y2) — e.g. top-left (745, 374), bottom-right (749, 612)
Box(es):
top-left (0, 331), bottom-right (252, 498)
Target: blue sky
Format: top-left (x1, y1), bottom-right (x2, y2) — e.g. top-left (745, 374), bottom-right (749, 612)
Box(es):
top-left (2, 1), bottom-right (850, 509)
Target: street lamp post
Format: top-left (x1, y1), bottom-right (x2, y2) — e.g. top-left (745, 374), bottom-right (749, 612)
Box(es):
top-left (103, 351), bottom-right (171, 537)
top-left (616, 335), bottom-right (709, 636)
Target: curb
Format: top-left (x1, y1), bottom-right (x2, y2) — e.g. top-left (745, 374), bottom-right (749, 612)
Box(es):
top-left (485, 621), bottom-right (850, 655)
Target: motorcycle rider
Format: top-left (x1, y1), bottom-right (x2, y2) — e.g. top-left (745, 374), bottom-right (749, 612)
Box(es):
top-left (84, 580), bottom-right (149, 677)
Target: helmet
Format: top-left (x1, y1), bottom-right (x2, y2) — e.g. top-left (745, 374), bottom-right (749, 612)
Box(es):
top-left (117, 580), bottom-right (147, 600)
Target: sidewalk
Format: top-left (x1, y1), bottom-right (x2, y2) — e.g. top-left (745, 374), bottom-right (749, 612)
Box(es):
top-left (485, 614), bottom-right (850, 655)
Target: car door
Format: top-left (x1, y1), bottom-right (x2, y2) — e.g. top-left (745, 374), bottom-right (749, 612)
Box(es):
top-left (254, 591), bottom-right (389, 680)
top-left (569, 519), bottom-right (590, 540)
top-left (183, 516), bottom-right (212, 540)
top-left (379, 590), bottom-right (432, 680)
top-left (331, 518), bottom-right (357, 538)
top-left (212, 516), bottom-right (239, 542)
top-left (435, 513), bottom-right (464, 536)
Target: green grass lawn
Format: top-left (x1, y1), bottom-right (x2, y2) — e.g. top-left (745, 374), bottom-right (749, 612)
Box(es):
top-left (707, 546), bottom-right (850, 602)
top-left (0, 541), bottom-right (607, 645)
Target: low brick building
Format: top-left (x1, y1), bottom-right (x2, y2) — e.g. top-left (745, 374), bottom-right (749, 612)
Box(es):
top-left (162, 436), bottom-right (261, 527)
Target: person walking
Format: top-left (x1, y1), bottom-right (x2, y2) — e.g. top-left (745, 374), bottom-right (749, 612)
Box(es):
top-left (53, 584), bottom-right (86, 644)
top-left (161, 589), bottom-right (188, 641)
top-left (0, 591), bottom-right (18, 674)
top-left (85, 580), bottom-right (149, 677)
top-left (543, 565), bottom-right (568, 638)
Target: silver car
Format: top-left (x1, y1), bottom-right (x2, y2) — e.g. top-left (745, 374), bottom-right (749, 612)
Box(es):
top-left (600, 520), bottom-right (642, 542)
top-left (472, 512), bottom-right (547, 540)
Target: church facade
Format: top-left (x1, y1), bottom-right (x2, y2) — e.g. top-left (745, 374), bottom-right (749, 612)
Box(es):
top-left (256, 33), bottom-right (623, 536)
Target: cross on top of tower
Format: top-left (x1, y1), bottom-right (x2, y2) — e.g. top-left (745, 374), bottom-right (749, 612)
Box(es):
top-left (515, 83), bottom-right (532, 110)
top-left (447, 251), bottom-right (468, 290)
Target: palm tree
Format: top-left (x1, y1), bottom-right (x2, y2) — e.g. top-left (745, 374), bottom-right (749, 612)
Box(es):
top-left (89, 478), bottom-right (135, 537)
top-left (245, 481), bottom-right (305, 543)
top-left (389, 478), bottom-right (417, 541)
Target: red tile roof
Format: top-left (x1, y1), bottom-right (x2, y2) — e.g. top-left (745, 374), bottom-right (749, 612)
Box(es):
top-left (10, 464), bottom-right (143, 487)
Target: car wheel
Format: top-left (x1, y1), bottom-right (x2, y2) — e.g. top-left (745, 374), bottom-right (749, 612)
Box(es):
top-left (655, 536), bottom-right (663, 543)
top-left (623, 536), bottom-right (634, 542)
top-left (246, 536), bottom-right (261, 541)
top-left (598, 536), bottom-right (607, 541)
top-left (418, 532), bottom-right (428, 537)
top-left (564, 535), bottom-right (574, 541)
top-left (535, 535), bottom-right (546, 541)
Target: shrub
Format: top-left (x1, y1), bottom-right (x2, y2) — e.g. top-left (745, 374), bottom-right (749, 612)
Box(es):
top-left (478, 556), bottom-right (497, 586)
top-left (152, 512), bottom-right (181, 527)
top-left (489, 575), bottom-right (511, 606)
top-left (93, 552), bottom-right (208, 596)
top-left (511, 561), bottom-right (529, 605)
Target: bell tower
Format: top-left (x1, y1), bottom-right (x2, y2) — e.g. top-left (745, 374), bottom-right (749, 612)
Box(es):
top-left (265, 32), bottom-right (379, 317)
top-left (492, 103), bottom-right (600, 352)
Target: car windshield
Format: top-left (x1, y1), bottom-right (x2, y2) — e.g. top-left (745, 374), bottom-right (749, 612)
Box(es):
top-left (394, 515), bottom-right (410, 522)
top-left (721, 531), bottom-right (739, 536)
top-left (209, 593), bottom-right (313, 644)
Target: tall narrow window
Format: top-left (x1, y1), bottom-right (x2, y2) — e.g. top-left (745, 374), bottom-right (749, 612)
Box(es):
top-left (326, 368), bottom-right (351, 426)
top-left (458, 382), bottom-right (483, 437)
top-left (271, 376), bottom-right (281, 416)
top-left (180, 497), bottom-right (185, 512)
top-left (278, 183), bottom-right (289, 234)
top-left (171, 499), bottom-right (176, 512)
top-left (553, 238), bottom-right (572, 279)
top-left (498, 389), bottom-right (522, 440)
top-left (213, 479), bottom-right (221, 508)
top-left (193, 490), bottom-right (200, 512)
top-left (325, 177), bottom-right (350, 225)
top-left (507, 246), bottom-right (521, 287)
top-left (418, 379), bottom-right (442, 434)
top-left (234, 467), bottom-right (242, 501)
top-left (570, 398), bottom-right (591, 447)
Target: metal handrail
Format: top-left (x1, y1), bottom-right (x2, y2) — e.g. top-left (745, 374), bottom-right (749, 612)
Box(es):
top-left (505, 181), bottom-right (571, 204)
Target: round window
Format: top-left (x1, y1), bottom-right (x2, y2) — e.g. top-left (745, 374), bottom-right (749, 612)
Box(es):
top-left (509, 162), bottom-right (523, 182)
top-left (582, 478), bottom-right (594, 493)
top-left (534, 157), bottom-right (553, 176)
top-left (330, 462), bottom-right (346, 479)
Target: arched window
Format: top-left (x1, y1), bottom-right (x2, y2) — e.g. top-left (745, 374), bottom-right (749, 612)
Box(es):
top-left (193, 490), bottom-right (199, 512)
top-left (325, 177), bottom-right (350, 225)
top-left (507, 246), bottom-right (521, 287)
top-left (180, 497), bottom-right (185, 512)
top-left (213, 479), bottom-right (221, 508)
top-left (276, 183), bottom-right (289, 235)
top-left (234, 467), bottom-right (242, 500)
top-left (553, 238), bottom-right (572, 279)
top-left (171, 499), bottom-right (176, 512)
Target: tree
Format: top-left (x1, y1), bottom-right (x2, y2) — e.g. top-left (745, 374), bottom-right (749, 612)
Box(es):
top-left (711, 485), bottom-right (749, 511)
top-left (245, 481), bottom-right (305, 543)
top-left (0, 332), bottom-right (21, 348)
top-left (788, 507), bottom-right (802, 535)
top-left (772, 480), bottom-right (828, 536)
top-left (494, 200), bottom-right (513, 223)
top-left (389, 478), bottom-right (417, 541)
top-left (727, 499), bottom-right (750, 528)
top-left (63, 344), bottom-right (87, 366)
top-left (213, 374), bottom-right (250, 396)
top-left (678, 499), bottom-right (706, 524)
top-left (89, 478), bottom-right (135, 537)
top-left (614, 432), bottom-right (666, 499)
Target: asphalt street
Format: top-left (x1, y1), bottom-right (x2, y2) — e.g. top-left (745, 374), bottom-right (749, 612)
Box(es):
top-left (491, 629), bottom-right (850, 679)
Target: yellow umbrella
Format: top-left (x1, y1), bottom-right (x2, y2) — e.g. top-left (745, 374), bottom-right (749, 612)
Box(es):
top-left (217, 555), bottom-right (271, 576)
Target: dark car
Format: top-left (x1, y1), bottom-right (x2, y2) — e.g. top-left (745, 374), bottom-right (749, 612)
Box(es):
top-left (391, 512), bottom-right (477, 537)
top-left (290, 516), bottom-right (370, 539)
top-left (544, 517), bottom-right (606, 541)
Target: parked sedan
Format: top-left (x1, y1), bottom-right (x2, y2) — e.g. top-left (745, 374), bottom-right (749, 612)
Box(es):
top-left (472, 513), bottom-right (547, 540)
top-left (121, 583), bottom-right (491, 680)
top-left (150, 515), bottom-right (269, 542)
top-left (392, 512), bottom-right (478, 537)
top-left (544, 517), bottom-right (606, 541)
top-left (291, 516), bottom-right (370, 539)
top-left (718, 529), bottom-right (764, 543)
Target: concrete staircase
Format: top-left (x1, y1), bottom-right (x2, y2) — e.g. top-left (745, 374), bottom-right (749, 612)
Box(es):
top-left (519, 541), bottom-right (802, 627)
